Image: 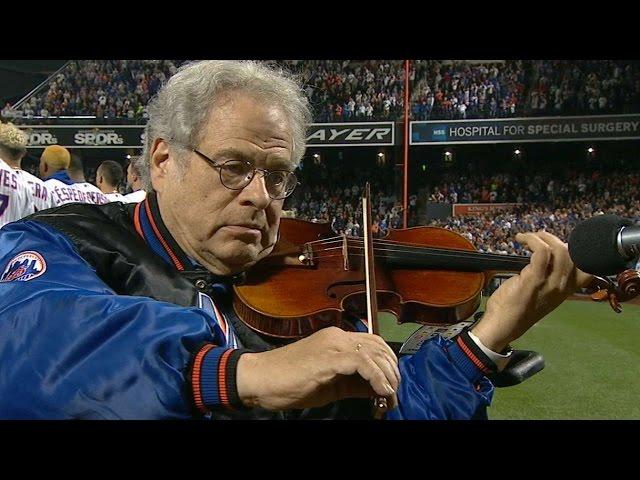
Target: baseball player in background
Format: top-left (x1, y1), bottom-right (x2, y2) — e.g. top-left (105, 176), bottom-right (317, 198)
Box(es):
top-left (123, 160), bottom-right (146, 203)
top-left (41, 145), bottom-right (109, 206)
top-left (96, 160), bottom-right (126, 201)
top-left (0, 123), bottom-right (50, 228)
top-left (67, 154), bottom-right (89, 183)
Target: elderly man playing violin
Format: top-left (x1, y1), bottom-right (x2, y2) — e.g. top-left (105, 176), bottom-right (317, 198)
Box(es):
top-left (0, 60), bottom-right (592, 419)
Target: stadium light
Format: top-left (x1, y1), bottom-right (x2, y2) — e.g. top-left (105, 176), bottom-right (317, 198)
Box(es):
top-left (377, 152), bottom-right (384, 158)
top-left (514, 149), bottom-right (521, 155)
top-left (587, 147), bottom-right (595, 154)
top-left (126, 154), bottom-right (131, 159)
top-left (313, 153), bottom-right (319, 159)
top-left (443, 149), bottom-right (454, 166)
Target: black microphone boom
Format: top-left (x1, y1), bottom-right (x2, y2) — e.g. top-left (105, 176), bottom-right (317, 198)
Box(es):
top-left (568, 214), bottom-right (640, 277)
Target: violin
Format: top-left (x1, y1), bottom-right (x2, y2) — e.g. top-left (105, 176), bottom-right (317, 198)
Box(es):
top-left (233, 190), bottom-right (640, 341)
top-left (233, 185), bottom-right (638, 346)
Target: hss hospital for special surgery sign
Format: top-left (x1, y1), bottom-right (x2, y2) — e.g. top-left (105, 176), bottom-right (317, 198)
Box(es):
top-left (410, 114), bottom-right (640, 145)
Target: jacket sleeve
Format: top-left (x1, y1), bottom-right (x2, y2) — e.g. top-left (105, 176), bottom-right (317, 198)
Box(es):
top-left (387, 335), bottom-right (495, 420)
top-left (350, 318), bottom-right (495, 420)
top-left (0, 221), bottom-right (244, 419)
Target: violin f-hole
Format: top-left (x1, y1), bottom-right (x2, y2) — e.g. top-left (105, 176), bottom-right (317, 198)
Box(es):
top-left (326, 279), bottom-right (366, 299)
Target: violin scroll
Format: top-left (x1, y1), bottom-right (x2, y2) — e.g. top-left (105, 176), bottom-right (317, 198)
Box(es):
top-left (588, 269), bottom-right (640, 313)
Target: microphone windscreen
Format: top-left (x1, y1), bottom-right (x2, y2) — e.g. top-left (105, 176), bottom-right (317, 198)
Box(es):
top-left (568, 214), bottom-right (634, 276)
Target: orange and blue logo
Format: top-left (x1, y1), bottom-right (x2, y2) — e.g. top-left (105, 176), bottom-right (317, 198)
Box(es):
top-left (0, 251), bottom-right (47, 282)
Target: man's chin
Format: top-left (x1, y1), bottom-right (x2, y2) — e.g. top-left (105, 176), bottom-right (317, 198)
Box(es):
top-left (201, 243), bottom-right (261, 276)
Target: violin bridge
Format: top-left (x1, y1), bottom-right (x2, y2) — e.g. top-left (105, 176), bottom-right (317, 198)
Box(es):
top-left (342, 234), bottom-right (350, 271)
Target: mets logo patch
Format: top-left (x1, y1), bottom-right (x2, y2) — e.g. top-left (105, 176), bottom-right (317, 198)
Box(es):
top-left (0, 251), bottom-right (47, 282)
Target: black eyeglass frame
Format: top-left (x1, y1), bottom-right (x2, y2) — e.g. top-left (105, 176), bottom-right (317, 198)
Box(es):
top-left (189, 147), bottom-right (299, 200)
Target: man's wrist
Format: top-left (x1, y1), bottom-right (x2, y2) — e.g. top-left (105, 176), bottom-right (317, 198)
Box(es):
top-left (470, 314), bottom-right (511, 353)
top-left (447, 329), bottom-right (497, 384)
top-left (236, 352), bottom-right (262, 409)
top-left (468, 330), bottom-right (512, 372)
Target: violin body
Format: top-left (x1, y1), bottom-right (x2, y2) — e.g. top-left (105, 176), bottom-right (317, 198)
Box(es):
top-left (233, 218), bottom-right (488, 339)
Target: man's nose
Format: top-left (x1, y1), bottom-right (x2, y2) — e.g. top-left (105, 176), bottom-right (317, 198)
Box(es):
top-left (238, 172), bottom-right (271, 209)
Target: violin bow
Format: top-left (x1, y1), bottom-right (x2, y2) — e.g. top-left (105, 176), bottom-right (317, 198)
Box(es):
top-left (362, 182), bottom-right (389, 419)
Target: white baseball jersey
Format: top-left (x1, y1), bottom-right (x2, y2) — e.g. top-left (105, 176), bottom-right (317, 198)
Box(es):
top-left (105, 192), bottom-right (126, 202)
top-left (46, 178), bottom-right (110, 206)
top-left (16, 169), bottom-right (54, 212)
top-left (0, 158), bottom-right (36, 229)
top-left (122, 190), bottom-right (146, 203)
top-left (105, 191), bottom-right (146, 203)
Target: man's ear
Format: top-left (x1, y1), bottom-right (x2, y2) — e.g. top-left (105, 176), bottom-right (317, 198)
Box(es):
top-left (149, 138), bottom-right (171, 193)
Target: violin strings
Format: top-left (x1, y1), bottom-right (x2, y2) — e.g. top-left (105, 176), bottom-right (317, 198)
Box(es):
top-left (347, 243), bottom-right (531, 264)
top-left (308, 242), bottom-right (530, 266)
top-left (310, 257), bottom-right (528, 272)
top-left (308, 247), bottom-right (531, 269)
top-left (305, 252), bottom-right (529, 272)
top-left (309, 249), bottom-right (530, 268)
top-left (308, 236), bottom-right (530, 263)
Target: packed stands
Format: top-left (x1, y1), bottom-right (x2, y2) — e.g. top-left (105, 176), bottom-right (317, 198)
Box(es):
top-left (285, 156), bottom-right (408, 238)
top-left (3, 60), bottom-right (640, 123)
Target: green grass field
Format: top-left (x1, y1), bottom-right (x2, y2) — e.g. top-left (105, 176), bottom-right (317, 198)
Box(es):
top-left (379, 299), bottom-right (640, 419)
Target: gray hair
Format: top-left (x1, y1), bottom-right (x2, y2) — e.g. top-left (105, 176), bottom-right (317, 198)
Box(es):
top-left (136, 60), bottom-right (312, 191)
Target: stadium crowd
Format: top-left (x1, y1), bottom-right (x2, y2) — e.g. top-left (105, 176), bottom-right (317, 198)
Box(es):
top-left (429, 198), bottom-right (640, 256)
top-left (526, 60), bottom-right (640, 116)
top-left (4, 60), bottom-right (639, 124)
top-left (425, 168), bottom-right (640, 255)
top-left (425, 170), bottom-right (640, 205)
top-left (286, 165), bottom-right (639, 256)
top-left (3, 60), bottom-right (182, 121)
top-left (287, 183), bottom-right (409, 238)
top-left (284, 60), bottom-right (406, 122)
top-left (285, 158), bottom-right (413, 238)
top-left (410, 60), bottom-right (527, 120)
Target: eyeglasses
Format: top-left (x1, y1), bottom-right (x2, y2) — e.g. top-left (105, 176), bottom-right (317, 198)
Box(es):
top-left (190, 147), bottom-right (298, 200)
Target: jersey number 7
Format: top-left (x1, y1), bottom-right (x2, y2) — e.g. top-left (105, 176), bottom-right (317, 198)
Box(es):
top-left (0, 194), bottom-right (9, 218)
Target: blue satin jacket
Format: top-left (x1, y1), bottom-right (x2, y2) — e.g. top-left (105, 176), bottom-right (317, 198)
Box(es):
top-left (0, 205), bottom-right (494, 419)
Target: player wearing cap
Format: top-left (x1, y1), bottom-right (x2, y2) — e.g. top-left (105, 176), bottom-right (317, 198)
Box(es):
top-left (41, 146), bottom-right (109, 206)
top-left (0, 123), bottom-right (51, 228)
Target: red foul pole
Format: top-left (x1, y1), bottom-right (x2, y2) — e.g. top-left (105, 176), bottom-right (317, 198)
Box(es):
top-left (402, 59), bottom-right (410, 228)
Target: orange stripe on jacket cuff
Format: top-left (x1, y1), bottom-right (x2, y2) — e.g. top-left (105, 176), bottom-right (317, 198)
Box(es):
top-left (456, 336), bottom-right (491, 374)
top-left (192, 344), bottom-right (215, 414)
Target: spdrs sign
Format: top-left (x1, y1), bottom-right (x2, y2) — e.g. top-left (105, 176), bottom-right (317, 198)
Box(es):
top-left (20, 125), bottom-right (144, 149)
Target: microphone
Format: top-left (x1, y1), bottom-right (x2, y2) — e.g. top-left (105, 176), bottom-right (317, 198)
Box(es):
top-left (568, 214), bottom-right (640, 276)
